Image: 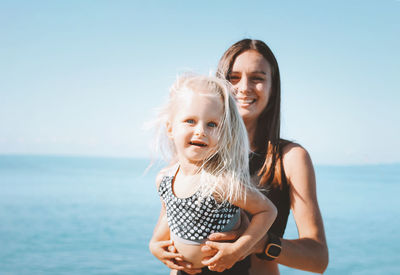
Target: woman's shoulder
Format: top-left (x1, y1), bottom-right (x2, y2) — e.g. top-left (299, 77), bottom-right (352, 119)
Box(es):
top-left (281, 142), bottom-right (314, 182)
top-left (281, 142), bottom-right (309, 159)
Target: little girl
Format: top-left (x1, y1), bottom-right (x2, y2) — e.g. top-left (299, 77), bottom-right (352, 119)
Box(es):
top-left (149, 74), bottom-right (277, 272)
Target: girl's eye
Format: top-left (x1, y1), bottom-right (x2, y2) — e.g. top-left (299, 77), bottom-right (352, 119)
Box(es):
top-left (185, 119), bottom-right (195, 124)
top-left (207, 122), bottom-right (217, 128)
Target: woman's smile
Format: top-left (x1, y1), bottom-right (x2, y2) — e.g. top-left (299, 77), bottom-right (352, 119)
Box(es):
top-left (235, 97), bottom-right (257, 107)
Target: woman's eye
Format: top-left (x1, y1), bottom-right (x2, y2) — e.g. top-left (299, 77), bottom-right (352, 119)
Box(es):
top-left (228, 75), bottom-right (240, 84)
top-left (207, 122), bottom-right (217, 128)
top-left (252, 77), bottom-right (265, 82)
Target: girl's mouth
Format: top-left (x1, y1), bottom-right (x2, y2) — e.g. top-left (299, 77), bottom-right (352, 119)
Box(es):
top-left (189, 141), bottom-right (207, 147)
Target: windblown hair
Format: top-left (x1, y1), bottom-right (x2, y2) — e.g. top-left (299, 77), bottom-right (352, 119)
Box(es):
top-left (156, 74), bottom-right (254, 203)
top-left (217, 39), bottom-right (290, 188)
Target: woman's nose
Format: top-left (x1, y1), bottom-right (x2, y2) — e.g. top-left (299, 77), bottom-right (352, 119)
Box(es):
top-left (236, 76), bottom-right (250, 94)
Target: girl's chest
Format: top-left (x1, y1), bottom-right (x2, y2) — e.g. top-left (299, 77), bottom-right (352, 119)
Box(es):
top-left (172, 177), bottom-right (199, 199)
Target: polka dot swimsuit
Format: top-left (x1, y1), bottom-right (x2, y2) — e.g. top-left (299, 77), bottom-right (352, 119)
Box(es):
top-left (158, 175), bottom-right (239, 242)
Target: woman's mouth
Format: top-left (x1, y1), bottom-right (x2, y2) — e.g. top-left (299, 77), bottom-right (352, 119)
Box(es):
top-left (236, 98), bottom-right (256, 106)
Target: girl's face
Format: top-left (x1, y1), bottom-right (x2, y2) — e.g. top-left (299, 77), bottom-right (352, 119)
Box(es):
top-left (228, 50), bottom-right (272, 124)
top-left (167, 89), bottom-right (223, 165)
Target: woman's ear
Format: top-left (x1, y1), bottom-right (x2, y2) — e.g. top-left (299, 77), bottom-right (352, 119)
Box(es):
top-left (166, 121), bottom-right (173, 139)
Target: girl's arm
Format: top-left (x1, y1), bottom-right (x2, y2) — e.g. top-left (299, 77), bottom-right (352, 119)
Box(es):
top-left (201, 185), bottom-right (277, 271)
top-left (206, 144), bottom-right (329, 274)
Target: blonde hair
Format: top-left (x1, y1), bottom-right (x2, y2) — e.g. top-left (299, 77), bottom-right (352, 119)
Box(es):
top-left (156, 74), bottom-right (254, 203)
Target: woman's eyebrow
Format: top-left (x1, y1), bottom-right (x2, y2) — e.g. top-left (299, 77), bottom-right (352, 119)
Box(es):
top-left (252, 71), bottom-right (267, 75)
top-left (230, 70), bottom-right (266, 75)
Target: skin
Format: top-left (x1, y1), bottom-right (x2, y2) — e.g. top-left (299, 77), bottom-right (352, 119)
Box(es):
top-left (149, 87), bottom-right (277, 273)
top-left (151, 50), bottom-right (328, 274)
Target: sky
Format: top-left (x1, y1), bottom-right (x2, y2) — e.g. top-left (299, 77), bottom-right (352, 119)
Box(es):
top-left (0, 0), bottom-right (399, 165)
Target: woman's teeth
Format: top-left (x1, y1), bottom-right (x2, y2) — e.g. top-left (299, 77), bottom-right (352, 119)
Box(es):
top-left (237, 98), bottom-right (255, 104)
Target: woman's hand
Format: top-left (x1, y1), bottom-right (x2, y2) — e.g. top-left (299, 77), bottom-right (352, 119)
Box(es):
top-left (201, 241), bottom-right (245, 272)
top-left (149, 239), bottom-right (187, 271)
top-left (166, 244), bottom-right (203, 274)
top-left (200, 210), bottom-right (250, 272)
top-left (149, 239), bottom-right (202, 274)
top-left (150, 207), bottom-right (202, 274)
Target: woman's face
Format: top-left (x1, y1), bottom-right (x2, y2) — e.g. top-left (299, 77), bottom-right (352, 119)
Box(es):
top-left (228, 50), bottom-right (272, 124)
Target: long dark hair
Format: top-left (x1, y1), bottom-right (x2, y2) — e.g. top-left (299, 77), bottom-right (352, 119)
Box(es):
top-left (217, 39), bottom-right (289, 187)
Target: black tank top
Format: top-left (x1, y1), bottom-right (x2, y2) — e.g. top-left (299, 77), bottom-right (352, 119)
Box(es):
top-left (249, 148), bottom-right (291, 237)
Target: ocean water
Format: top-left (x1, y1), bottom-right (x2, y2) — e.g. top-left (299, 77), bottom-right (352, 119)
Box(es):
top-left (0, 155), bottom-right (399, 274)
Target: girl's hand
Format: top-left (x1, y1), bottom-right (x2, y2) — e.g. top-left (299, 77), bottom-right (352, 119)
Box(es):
top-left (200, 241), bottom-right (244, 272)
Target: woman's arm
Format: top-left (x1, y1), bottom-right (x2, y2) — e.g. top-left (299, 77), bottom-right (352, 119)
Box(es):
top-left (252, 144), bottom-right (328, 273)
top-left (205, 144), bottom-right (328, 274)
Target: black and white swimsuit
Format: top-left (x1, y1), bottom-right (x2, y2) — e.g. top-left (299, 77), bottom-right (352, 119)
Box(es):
top-left (158, 173), bottom-right (240, 244)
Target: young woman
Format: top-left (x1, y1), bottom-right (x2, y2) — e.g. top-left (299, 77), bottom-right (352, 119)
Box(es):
top-left (151, 39), bottom-right (329, 274)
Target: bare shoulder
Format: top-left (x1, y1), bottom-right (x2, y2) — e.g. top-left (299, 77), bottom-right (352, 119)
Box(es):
top-left (281, 143), bottom-right (314, 184)
top-left (155, 164), bottom-right (177, 189)
top-left (155, 170), bottom-right (165, 190)
top-left (282, 143), bottom-right (311, 164)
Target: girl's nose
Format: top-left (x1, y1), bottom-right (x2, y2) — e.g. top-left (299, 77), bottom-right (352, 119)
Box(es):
top-left (194, 124), bottom-right (206, 136)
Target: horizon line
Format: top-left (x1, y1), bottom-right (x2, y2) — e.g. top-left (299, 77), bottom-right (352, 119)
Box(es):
top-left (0, 153), bottom-right (399, 167)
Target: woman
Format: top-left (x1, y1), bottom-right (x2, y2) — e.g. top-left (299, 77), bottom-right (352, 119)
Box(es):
top-left (149, 39), bottom-right (329, 274)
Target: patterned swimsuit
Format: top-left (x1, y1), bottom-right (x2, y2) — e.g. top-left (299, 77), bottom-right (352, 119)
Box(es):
top-left (158, 175), bottom-right (240, 244)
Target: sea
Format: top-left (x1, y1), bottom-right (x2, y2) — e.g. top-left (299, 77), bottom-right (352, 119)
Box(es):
top-left (0, 155), bottom-right (399, 275)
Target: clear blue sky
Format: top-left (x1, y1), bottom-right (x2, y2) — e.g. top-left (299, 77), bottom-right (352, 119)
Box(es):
top-left (1, 0), bottom-right (399, 165)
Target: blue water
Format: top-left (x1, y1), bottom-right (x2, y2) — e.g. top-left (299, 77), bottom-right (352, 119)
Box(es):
top-left (0, 155), bottom-right (399, 274)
